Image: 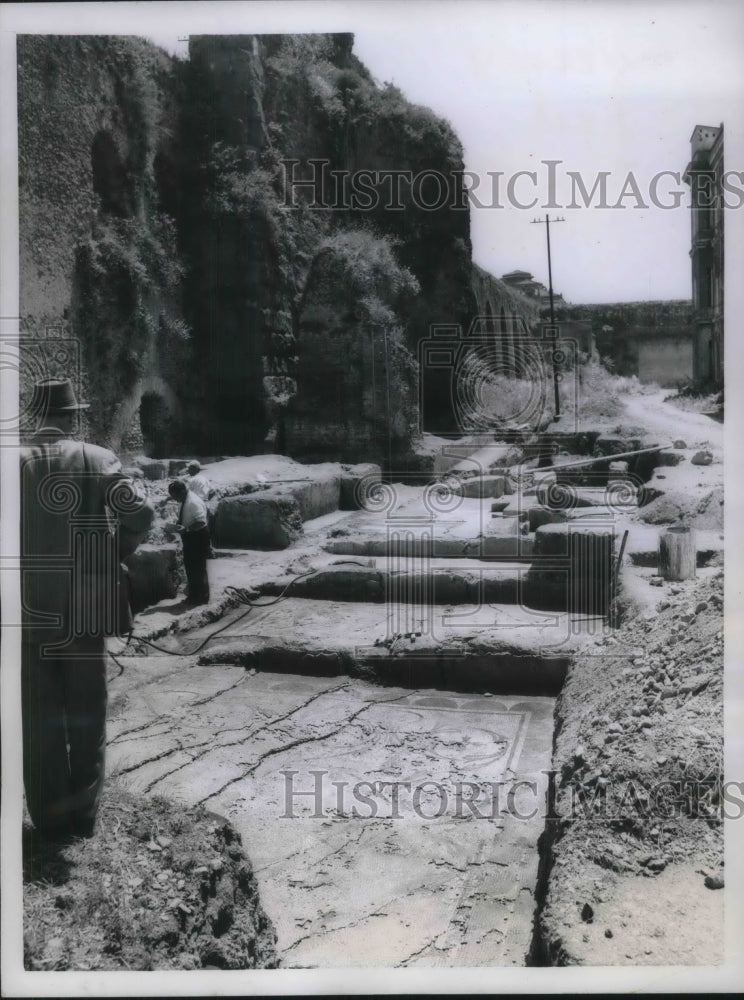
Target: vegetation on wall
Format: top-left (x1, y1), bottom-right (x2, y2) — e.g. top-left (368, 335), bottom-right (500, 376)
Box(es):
top-left (20, 30), bottom-right (476, 456)
top-left (306, 228), bottom-right (420, 327)
top-left (72, 214), bottom-right (186, 440)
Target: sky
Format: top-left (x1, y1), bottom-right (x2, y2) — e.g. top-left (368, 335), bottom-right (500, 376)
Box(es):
top-left (4, 0), bottom-right (744, 303)
top-left (140, 0), bottom-right (744, 305)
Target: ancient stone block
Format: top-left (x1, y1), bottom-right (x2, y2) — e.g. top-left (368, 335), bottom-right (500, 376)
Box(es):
top-left (527, 522), bottom-right (615, 614)
top-left (455, 475), bottom-right (509, 499)
top-left (126, 544), bottom-right (180, 612)
top-left (212, 492), bottom-right (303, 549)
top-left (274, 473), bottom-right (341, 522)
top-left (339, 463), bottom-right (382, 510)
top-left (137, 459), bottom-right (169, 481)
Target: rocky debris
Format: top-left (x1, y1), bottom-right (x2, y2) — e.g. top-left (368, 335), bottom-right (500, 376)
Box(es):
top-left (638, 487), bottom-right (724, 530)
top-left (691, 450), bottom-right (714, 466)
top-left (673, 440), bottom-right (687, 449)
top-left (654, 451), bottom-right (684, 467)
top-left (637, 497), bottom-right (686, 525)
top-left (536, 571), bottom-right (724, 965)
top-left (23, 787), bottom-right (277, 971)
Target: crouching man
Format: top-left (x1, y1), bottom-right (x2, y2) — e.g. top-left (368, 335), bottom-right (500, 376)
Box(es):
top-left (166, 479), bottom-right (211, 606)
top-left (20, 378), bottom-right (154, 840)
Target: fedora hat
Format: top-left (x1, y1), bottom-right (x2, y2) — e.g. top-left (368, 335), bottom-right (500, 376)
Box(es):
top-left (31, 378), bottom-right (90, 415)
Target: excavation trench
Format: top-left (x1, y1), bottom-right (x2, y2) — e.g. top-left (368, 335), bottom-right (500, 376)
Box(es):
top-left (108, 436), bottom-right (644, 966)
top-left (109, 597), bottom-right (589, 967)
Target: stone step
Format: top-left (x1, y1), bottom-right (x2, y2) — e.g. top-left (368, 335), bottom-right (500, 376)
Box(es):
top-left (324, 532), bottom-right (534, 559)
top-left (176, 598), bottom-right (605, 694)
top-left (260, 551), bottom-right (628, 611)
top-left (535, 483), bottom-right (639, 510)
top-left (452, 474), bottom-right (512, 499)
top-left (260, 558), bottom-right (529, 605)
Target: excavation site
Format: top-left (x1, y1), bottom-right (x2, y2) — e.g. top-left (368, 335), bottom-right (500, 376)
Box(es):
top-left (13, 25), bottom-right (727, 980)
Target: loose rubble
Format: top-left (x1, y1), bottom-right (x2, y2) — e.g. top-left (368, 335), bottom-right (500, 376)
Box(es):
top-left (536, 570), bottom-right (724, 965)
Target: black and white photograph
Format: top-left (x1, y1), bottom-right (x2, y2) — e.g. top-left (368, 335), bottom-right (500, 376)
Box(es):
top-left (1, 0), bottom-right (743, 994)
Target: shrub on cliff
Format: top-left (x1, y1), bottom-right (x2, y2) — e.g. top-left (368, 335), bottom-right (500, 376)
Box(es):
top-left (307, 229), bottom-right (420, 327)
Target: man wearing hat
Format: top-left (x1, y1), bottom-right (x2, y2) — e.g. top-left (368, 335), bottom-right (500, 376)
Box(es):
top-left (20, 378), bottom-right (154, 840)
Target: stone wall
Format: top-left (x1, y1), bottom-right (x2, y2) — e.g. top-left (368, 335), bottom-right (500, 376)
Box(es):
top-left (182, 33), bottom-right (474, 456)
top-left (555, 300), bottom-right (694, 384)
top-left (18, 35), bottom-right (191, 453)
top-left (18, 33), bottom-right (502, 462)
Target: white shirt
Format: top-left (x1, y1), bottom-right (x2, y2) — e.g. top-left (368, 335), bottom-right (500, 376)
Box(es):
top-left (187, 473), bottom-right (210, 501)
top-left (179, 490), bottom-right (208, 532)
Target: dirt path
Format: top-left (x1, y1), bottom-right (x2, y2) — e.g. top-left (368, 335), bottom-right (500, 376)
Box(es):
top-left (620, 391), bottom-right (722, 452)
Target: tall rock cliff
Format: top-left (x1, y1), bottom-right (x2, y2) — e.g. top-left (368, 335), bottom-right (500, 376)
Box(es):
top-left (18, 35), bottom-right (191, 454)
top-left (18, 33), bottom-right (491, 463)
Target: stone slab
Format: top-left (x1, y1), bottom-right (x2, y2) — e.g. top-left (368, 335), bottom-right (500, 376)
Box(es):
top-left (125, 543), bottom-right (180, 612)
top-left (212, 492), bottom-right (303, 549)
top-left (338, 462), bottom-right (382, 510)
top-left (454, 475), bottom-right (510, 499)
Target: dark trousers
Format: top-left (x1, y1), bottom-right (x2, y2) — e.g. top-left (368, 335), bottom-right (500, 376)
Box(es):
top-left (22, 633), bottom-right (108, 838)
top-left (182, 527), bottom-right (211, 605)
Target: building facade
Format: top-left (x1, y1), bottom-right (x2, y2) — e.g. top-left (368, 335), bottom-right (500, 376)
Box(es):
top-left (683, 124), bottom-right (724, 389)
top-left (501, 270), bottom-right (565, 308)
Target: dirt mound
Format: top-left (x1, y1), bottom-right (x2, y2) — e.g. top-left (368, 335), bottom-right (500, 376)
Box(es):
top-left (536, 571), bottom-right (724, 965)
top-left (639, 485), bottom-right (723, 530)
top-left (24, 785), bottom-right (278, 971)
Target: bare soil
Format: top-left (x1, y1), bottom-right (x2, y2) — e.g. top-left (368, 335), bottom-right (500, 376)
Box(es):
top-left (23, 785), bottom-right (278, 971)
top-left (536, 553), bottom-right (724, 964)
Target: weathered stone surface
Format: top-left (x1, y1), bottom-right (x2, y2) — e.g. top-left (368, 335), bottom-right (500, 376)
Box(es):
top-left (691, 450), bottom-right (713, 466)
top-left (527, 522), bottom-right (615, 614)
top-left (169, 459), bottom-right (190, 477)
top-left (339, 463), bottom-right (382, 510)
top-left (126, 543), bottom-right (180, 612)
top-left (271, 474), bottom-right (340, 522)
top-left (212, 492), bottom-right (303, 549)
top-left (529, 507), bottom-right (569, 532)
top-left (137, 459), bottom-right (169, 481)
top-left (594, 437), bottom-right (643, 457)
top-left (284, 233), bottom-right (420, 464)
top-left (454, 475), bottom-right (509, 499)
top-left (655, 451), bottom-right (684, 467)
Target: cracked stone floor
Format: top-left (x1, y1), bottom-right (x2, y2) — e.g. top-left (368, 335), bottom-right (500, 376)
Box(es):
top-left (107, 656), bottom-right (554, 966)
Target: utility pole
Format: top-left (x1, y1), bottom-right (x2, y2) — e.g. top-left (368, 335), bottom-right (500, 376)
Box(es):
top-left (531, 214), bottom-right (565, 418)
